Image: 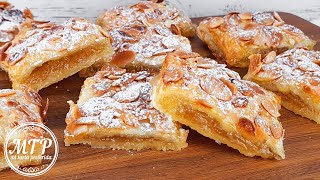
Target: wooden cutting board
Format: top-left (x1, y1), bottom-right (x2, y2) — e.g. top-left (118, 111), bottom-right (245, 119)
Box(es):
top-left (1, 12), bottom-right (320, 179)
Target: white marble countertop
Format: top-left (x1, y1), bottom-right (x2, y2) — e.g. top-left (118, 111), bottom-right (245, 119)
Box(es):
top-left (8, 0), bottom-right (320, 27)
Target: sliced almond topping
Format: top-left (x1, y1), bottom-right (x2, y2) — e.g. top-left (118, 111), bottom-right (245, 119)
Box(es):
top-left (122, 114), bottom-right (136, 127)
top-left (308, 78), bottom-right (320, 86)
top-left (244, 23), bottom-right (259, 31)
top-left (153, 48), bottom-right (175, 56)
top-left (98, 26), bottom-right (110, 38)
top-left (261, 98), bottom-right (280, 118)
top-left (255, 70), bottom-right (282, 81)
top-left (263, 51), bottom-right (277, 64)
top-left (163, 67), bottom-right (183, 84)
top-left (41, 98), bottom-right (49, 122)
top-left (270, 122), bottom-right (283, 139)
top-left (238, 12), bottom-right (252, 20)
top-left (0, 90), bottom-right (16, 97)
top-left (238, 118), bottom-right (255, 133)
top-left (248, 83), bottom-right (265, 95)
top-left (110, 50), bottom-right (136, 67)
top-left (274, 20), bottom-right (285, 27)
top-left (23, 87), bottom-right (42, 107)
top-left (208, 17), bottom-right (224, 29)
top-left (200, 76), bottom-right (232, 101)
top-left (262, 18), bottom-right (274, 26)
top-left (170, 24), bottom-right (181, 35)
top-left (219, 23), bottom-right (229, 32)
top-left (244, 54), bottom-right (262, 79)
top-left (23, 8), bottom-right (34, 19)
top-left (37, 22), bottom-right (55, 29)
top-left (232, 97), bottom-right (249, 108)
top-left (9, 48), bottom-right (28, 65)
top-left (196, 99), bottom-right (213, 109)
top-left (273, 12), bottom-right (283, 23)
top-left (221, 78), bottom-right (238, 94)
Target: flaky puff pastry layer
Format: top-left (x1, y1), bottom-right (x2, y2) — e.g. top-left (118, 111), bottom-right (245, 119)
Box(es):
top-left (80, 1), bottom-right (194, 77)
top-left (152, 51), bottom-right (285, 159)
top-left (65, 66), bottom-right (188, 151)
top-left (244, 49), bottom-right (320, 123)
top-left (197, 12), bottom-right (316, 68)
top-left (0, 88), bottom-right (48, 170)
top-left (0, 18), bottom-right (114, 92)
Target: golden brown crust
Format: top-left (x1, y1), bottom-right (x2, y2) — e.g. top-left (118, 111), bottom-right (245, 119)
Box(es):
top-left (0, 18), bottom-right (114, 91)
top-left (0, 88), bottom-right (47, 170)
top-left (244, 49), bottom-right (320, 123)
top-left (197, 12), bottom-right (316, 67)
top-left (152, 51), bottom-right (285, 159)
top-left (83, 1), bottom-right (193, 76)
top-left (65, 65), bottom-right (188, 151)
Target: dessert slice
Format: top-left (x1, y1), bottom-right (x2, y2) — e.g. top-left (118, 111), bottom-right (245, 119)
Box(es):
top-left (244, 49), bottom-right (320, 123)
top-left (0, 1), bottom-right (33, 48)
top-left (197, 12), bottom-right (316, 67)
top-left (0, 88), bottom-right (48, 170)
top-left (152, 51), bottom-right (285, 159)
top-left (80, 1), bottom-right (193, 77)
top-left (0, 18), bottom-right (114, 92)
top-left (65, 65), bottom-right (188, 151)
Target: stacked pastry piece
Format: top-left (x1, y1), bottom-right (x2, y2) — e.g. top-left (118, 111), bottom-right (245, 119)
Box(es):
top-left (79, 1), bottom-right (195, 76)
top-left (65, 1), bottom-right (195, 151)
top-left (197, 12), bottom-right (316, 67)
top-left (0, 88), bottom-right (48, 170)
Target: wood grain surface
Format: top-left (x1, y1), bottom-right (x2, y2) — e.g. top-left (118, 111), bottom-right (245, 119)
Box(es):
top-left (0, 12), bottom-right (320, 179)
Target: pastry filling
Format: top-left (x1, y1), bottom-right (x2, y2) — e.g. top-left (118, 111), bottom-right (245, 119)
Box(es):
top-left (17, 43), bottom-right (108, 90)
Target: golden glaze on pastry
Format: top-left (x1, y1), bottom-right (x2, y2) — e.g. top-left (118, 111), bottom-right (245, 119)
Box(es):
top-left (0, 18), bottom-right (114, 92)
top-left (197, 12), bottom-right (316, 67)
top-left (65, 65), bottom-right (188, 151)
top-left (245, 48), bottom-right (320, 123)
top-left (0, 1), bottom-right (33, 48)
top-left (81, 1), bottom-right (194, 76)
top-left (0, 88), bottom-right (48, 170)
top-left (152, 51), bottom-right (285, 159)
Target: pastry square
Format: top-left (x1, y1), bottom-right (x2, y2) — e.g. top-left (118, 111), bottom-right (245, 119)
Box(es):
top-left (0, 18), bottom-right (114, 92)
top-left (152, 51), bottom-right (285, 159)
top-left (197, 12), bottom-right (316, 67)
top-left (65, 66), bottom-right (188, 151)
top-left (244, 49), bottom-right (320, 123)
top-left (0, 88), bottom-right (48, 170)
top-left (0, 2), bottom-right (33, 48)
top-left (81, 1), bottom-right (193, 76)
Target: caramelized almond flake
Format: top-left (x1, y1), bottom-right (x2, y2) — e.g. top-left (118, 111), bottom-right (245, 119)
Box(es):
top-left (9, 48), bottom-right (28, 65)
top-left (110, 50), bottom-right (136, 67)
top-left (262, 18), bottom-right (274, 26)
top-left (261, 98), bottom-right (280, 117)
top-left (163, 67), bottom-right (183, 84)
top-left (232, 97), bottom-right (249, 108)
top-left (245, 54), bottom-right (262, 79)
top-left (270, 123), bottom-right (283, 139)
top-left (170, 24), bottom-right (181, 35)
top-left (208, 17), bottom-right (224, 29)
top-left (195, 99), bottom-right (213, 108)
top-left (273, 12), bottom-right (283, 23)
top-left (256, 70), bottom-right (282, 81)
top-left (221, 78), bottom-right (238, 94)
top-left (0, 90), bottom-right (16, 97)
top-left (263, 51), bottom-right (276, 64)
top-left (200, 76), bottom-right (232, 101)
top-left (238, 12), bottom-right (252, 20)
top-left (238, 118), bottom-right (255, 133)
top-left (37, 22), bottom-right (55, 29)
top-left (98, 26), bottom-right (110, 38)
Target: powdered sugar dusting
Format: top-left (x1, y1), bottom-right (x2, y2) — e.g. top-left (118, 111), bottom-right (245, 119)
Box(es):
top-left (74, 66), bottom-right (177, 133)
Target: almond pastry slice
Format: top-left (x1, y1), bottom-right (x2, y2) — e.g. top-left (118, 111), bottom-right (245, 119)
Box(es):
top-left (197, 12), bottom-right (316, 68)
top-left (0, 2), bottom-right (34, 49)
top-left (79, 1), bottom-right (194, 77)
top-left (152, 51), bottom-right (285, 159)
top-left (0, 88), bottom-right (48, 170)
top-left (244, 48), bottom-right (320, 123)
top-left (0, 18), bottom-right (114, 92)
top-left (65, 65), bottom-right (188, 151)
